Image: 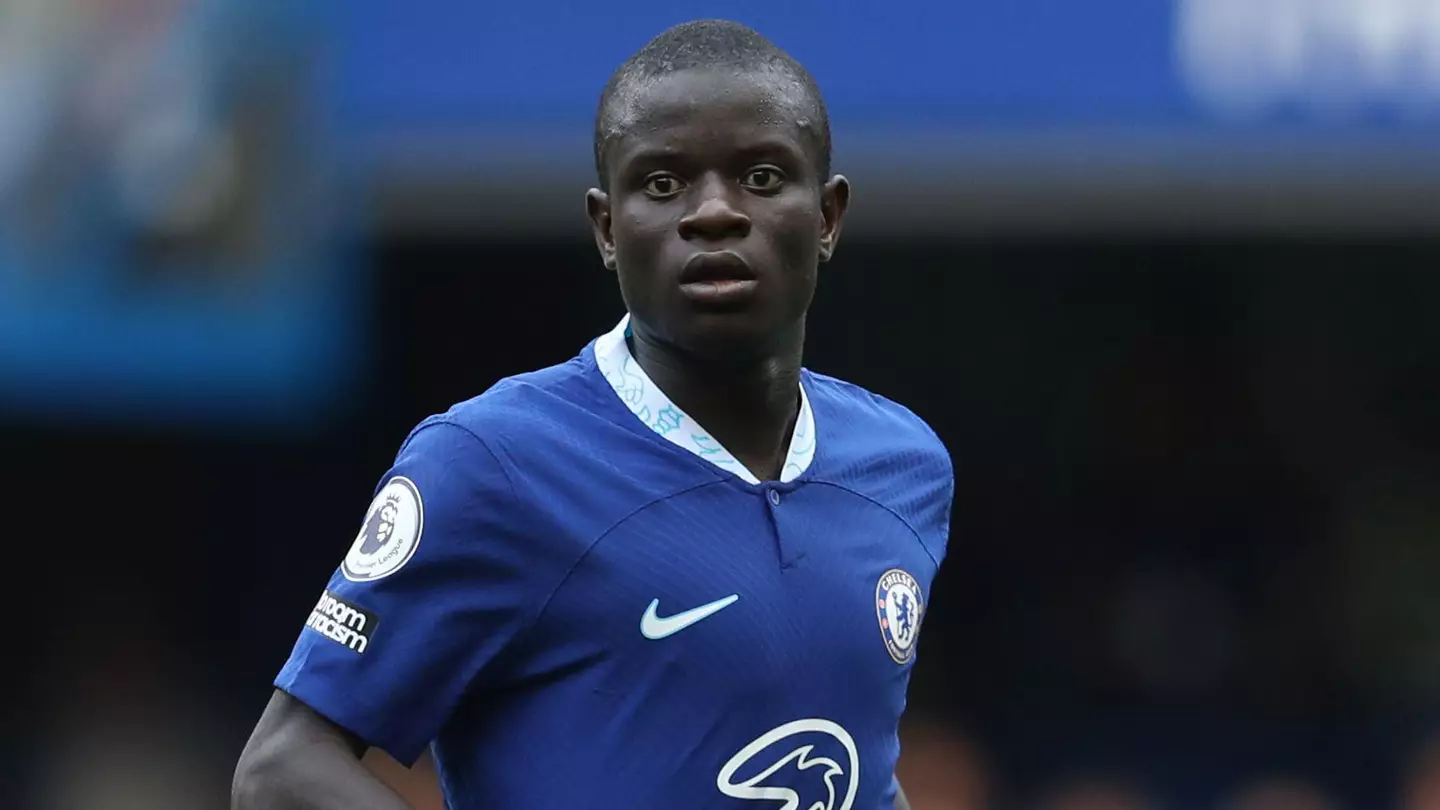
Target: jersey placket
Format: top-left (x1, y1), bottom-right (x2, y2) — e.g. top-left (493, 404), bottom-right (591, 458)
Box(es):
top-left (762, 484), bottom-right (807, 569)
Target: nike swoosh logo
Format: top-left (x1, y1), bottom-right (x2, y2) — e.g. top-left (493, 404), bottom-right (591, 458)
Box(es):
top-left (640, 594), bottom-right (740, 640)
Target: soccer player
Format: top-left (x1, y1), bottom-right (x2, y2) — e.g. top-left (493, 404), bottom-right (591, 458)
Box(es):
top-left (232, 19), bottom-right (952, 810)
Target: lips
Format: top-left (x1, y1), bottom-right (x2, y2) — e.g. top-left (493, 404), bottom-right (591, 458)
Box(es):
top-left (679, 251), bottom-right (756, 284)
top-left (677, 251), bottom-right (760, 307)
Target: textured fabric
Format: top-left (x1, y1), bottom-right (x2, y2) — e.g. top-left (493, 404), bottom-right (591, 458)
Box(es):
top-left (593, 314), bottom-right (816, 483)
top-left (275, 324), bottom-right (954, 810)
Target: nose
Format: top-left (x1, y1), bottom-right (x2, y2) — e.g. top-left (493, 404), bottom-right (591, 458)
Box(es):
top-left (678, 176), bottom-right (751, 243)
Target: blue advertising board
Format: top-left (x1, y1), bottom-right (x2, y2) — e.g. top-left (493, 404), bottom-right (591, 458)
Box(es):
top-left (333, 2), bottom-right (1440, 145)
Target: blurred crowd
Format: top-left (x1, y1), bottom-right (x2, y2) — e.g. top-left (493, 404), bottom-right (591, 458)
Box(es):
top-left (0, 0), bottom-right (318, 275)
top-left (0, 0), bottom-right (353, 424)
top-left (36, 690), bottom-right (1440, 810)
top-left (895, 722), bottom-right (1440, 810)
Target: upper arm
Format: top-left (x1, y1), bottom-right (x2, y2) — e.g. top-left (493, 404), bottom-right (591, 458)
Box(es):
top-left (232, 689), bottom-right (365, 807)
top-left (233, 689), bottom-right (412, 810)
top-left (273, 420), bottom-right (561, 765)
top-left (246, 689), bottom-right (367, 763)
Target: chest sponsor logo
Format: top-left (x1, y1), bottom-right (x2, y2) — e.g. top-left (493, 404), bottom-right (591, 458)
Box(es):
top-left (304, 590), bottom-right (378, 654)
top-left (876, 568), bottom-right (924, 664)
top-left (640, 594), bottom-right (739, 640)
top-left (717, 718), bottom-right (860, 810)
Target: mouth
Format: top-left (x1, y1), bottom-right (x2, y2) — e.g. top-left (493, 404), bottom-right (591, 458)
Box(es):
top-left (679, 251), bottom-right (757, 284)
top-left (677, 251), bottom-right (760, 307)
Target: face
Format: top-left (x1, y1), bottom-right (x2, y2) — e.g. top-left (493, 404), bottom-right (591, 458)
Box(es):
top-left (587, 69), bottom-right (849, 360)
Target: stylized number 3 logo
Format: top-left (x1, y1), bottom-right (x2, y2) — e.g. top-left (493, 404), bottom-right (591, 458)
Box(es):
top-left (716, 718), bottom-right (860, 810)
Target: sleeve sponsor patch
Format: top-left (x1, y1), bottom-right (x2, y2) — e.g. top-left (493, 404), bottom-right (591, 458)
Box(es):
top-left (304, 590), bottom-right (379, 654)
top-left (342, 476), bottom-right (424, 582)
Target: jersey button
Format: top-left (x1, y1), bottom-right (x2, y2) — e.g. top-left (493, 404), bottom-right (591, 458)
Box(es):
top-left (767, 489), bottom-right (781, 506)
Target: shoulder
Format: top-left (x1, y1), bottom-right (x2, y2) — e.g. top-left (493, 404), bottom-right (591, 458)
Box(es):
top-left (803, 370), bottom-right (951, 474)
top-left (377, 350), bottom-right (610, 510)
top-left (409, 350), bottom-right (608, 451)
top-left (803, 370), bottom-right (954, 562)
top-left (390, 347), bottom-right (690, 537)
top-left (363, 352), bottom-right (615, 570)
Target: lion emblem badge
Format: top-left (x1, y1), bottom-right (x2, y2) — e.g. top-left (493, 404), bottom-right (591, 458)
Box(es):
top-left (342, 476), bottom-right (424, 582)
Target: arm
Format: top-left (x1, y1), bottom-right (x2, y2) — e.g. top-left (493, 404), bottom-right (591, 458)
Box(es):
top-left (232, 690), bottom-right (410, 810)
top-left (237, 421), bottom-right (538, 808)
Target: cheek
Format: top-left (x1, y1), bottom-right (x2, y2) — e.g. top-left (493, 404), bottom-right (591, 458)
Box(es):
top-left (611, 202), bottom-right (673, 313)
top-left (771, 200), bottom-right (825, 266)
top-left (614, 203), bottom-right (671, 262)
top-left (617, 196), bottom-right (676, 236)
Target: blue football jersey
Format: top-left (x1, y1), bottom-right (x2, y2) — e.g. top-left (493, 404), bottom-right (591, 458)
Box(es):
top-left (276, 317), bottom-right (954, 810)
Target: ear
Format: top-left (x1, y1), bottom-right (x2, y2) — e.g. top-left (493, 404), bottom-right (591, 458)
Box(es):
top-left (586, 188), bottom-right (617, 271)
top-left (818, 174), bottom-right (850, 263)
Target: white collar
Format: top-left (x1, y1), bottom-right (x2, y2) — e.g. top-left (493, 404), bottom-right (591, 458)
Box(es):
top-left (592, 315), bottom-right (816, 484)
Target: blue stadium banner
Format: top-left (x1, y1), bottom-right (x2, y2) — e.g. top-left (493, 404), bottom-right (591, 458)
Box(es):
top-left (334, 2), bottom-right (1440, 143)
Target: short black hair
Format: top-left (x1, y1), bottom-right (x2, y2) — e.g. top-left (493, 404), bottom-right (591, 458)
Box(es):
top-left (593, 19), bottom-right (832, 190)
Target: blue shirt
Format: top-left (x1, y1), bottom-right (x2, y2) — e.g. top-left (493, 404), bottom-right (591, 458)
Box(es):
top-left (276, 317), bottom-right (954, 810)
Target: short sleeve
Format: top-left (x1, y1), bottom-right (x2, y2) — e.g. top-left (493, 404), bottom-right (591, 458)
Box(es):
top-left (275, 420), bottom-right (539, 765)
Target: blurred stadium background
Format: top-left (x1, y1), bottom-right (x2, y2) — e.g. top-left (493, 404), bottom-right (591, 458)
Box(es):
top-left (9, 2), bottom-right (1440, 809)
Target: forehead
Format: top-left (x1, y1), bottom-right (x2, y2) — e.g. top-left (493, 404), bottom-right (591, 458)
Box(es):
top-left (608, 69), bottom-right (813, 164)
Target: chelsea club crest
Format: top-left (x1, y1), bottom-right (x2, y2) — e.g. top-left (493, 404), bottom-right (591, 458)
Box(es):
top-left (875, 568), bottom-right (924, 665)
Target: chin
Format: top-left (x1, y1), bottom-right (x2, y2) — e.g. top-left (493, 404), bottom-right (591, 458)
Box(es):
top-left (670, 310), bottom-right (794, 362)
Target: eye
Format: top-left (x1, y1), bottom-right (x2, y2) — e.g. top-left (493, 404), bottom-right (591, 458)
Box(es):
top-left (741, 166), bottom-right (785, 193)
top-left (642, 173), bottom-right (684, 199)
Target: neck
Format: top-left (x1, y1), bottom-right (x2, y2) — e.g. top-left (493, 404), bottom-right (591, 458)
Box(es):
top-left (628, 321), bottom-right (804, 481)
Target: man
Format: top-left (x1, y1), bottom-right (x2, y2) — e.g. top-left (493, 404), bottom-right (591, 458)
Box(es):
top-left (232, 19), bottom-right (952, 810)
